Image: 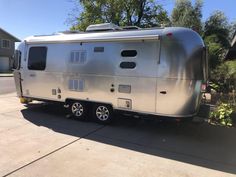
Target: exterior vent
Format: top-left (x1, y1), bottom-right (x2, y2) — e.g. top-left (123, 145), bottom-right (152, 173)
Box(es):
top-left (118, 98), bottom-right (132, 109)
top-left (86, 23), bottom-right (122, 32)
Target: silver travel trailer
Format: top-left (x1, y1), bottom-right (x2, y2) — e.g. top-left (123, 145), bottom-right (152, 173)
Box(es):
top-left (13, 23), bottom-right (208, 123)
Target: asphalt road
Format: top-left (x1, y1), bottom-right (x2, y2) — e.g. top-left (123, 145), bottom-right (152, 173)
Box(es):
top-left (0, 77), bottom-right (16, 95)
top-left (0, 93), bottom-right (235, 177)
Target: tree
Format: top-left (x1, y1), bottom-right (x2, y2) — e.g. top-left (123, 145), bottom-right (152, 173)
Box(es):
top-left (171, 0), bottom-right (203, 33)
top-left (204, 34), bottom-right (223, 69)
top-left (203, 11), bottom-right (231, 47)
top-left (203, 11), bottom-right (236, 94)
top-left (229, 20), bottom-right (236, 41)
top-left (203, 11), bottom-right (232, 70)
top-left (69, 0), bottom-right (170, 31)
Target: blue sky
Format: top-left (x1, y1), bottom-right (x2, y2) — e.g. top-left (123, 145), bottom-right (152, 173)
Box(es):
top-left (0, 0), bottom-right (235, 40)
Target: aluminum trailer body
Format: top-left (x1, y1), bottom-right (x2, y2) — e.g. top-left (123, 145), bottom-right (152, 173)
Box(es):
top-left (13, 25), bottom-right (207, 122)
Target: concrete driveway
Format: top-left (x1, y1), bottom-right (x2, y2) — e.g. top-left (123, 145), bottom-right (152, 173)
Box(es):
top-left (0, 93), bottom-right (236, 177)
top-left (0, 77), bottom-right (15, 94)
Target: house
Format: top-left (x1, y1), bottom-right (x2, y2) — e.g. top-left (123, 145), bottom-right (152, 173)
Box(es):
top-left (225, 32), bottom-right (236, 60)
top-left (0, 28), bottom-right (20, 72)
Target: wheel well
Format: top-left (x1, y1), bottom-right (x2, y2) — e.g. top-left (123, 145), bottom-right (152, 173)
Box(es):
top-left (65, 98), bottom-right (90, 106)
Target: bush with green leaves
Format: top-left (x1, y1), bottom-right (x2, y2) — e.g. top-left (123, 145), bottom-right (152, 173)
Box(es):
top-left (209, 102), bottom-right (234, 127)
top-left (210, 60), bottom-right (236, 93)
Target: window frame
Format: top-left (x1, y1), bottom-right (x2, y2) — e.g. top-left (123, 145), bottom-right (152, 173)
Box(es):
top-left (28, 46), bottom-right (47, 71)
top-left (121, 50), bottom-right (137, 57)
top-left (70, 50), bottom-right (87, 64)
top-left (119, 61), bottom-right (136, 69)
top-left (1, 39), bottom-right (10, 49)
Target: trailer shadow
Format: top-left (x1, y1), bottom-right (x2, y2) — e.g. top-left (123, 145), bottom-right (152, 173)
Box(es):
top-left (21, 102), bottom-right (236, 174)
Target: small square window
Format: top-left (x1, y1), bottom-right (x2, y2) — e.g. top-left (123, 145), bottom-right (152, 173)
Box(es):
top-left (70, 50), bottom-right (87, 64)
top-left (68, 79), bottom-right (85, 92)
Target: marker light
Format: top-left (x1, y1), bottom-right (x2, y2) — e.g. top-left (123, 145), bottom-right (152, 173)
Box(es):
top-left (166, 33), bottom-right (173, 37)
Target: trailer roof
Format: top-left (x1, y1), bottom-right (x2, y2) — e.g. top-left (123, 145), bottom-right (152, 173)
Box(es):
top-left (24, 27), bottom-right (199, 45)
top-left (24, 27), bottom-right (170, 44)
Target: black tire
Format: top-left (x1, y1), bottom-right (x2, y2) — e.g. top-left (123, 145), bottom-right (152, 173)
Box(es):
top-left (92, 104), bottom-right (113, 124)
top-left (70, 101), bottom-right (88, 120)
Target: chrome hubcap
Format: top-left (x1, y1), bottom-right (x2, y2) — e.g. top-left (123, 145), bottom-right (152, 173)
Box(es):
top-left (96, 106), bottom-right (109, 121)
top-left (71, 102), bottom-right (84, 117)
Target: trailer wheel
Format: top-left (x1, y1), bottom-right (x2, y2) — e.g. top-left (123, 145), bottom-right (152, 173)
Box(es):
top-left (70, 101), bottom-right (87, 120)
top-left (93, 104), bottom-right (113, 124)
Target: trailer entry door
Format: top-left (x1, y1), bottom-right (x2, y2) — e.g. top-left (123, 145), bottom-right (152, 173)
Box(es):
top-left (116, 40), bottom-right (160, 113)
top-left (23, 46), bottom-right (47, 98)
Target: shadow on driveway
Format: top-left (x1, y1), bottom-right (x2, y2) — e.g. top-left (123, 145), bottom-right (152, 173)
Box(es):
top-left (21, 102), bottom-right (236, 174)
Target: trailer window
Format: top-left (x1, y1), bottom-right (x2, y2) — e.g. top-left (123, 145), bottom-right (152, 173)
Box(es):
top-left (94, 47), bottom-right (104, 53)
top-left (121, 50), bottom-right (137, 57)
top-left (70, 50), bottom-right (86, 64)
top-left (28, 47), bottom-right (47, 70)
top-left (120, 62), bottom-right (136, 69)
top-left (68, 79), bottom-right (85, 92)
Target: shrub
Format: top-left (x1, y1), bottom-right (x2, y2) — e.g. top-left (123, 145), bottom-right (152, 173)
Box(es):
top-left (210, 60), bottom-right (236, 93)
top-left (209, 102), bottom-right (234, 127)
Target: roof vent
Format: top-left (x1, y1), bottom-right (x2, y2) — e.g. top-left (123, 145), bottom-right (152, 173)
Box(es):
top-left (86, 23), bottom-right (122, 32)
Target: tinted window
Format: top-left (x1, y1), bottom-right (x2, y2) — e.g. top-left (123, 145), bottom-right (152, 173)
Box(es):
top-left (121, 50), bottom-right (137, 57)
top-left (120, 62), bottom-right (136, 69)
top-left (94, 47), bottom-right (104, 52)
top-left (28, 47), bottom-right (47, 70)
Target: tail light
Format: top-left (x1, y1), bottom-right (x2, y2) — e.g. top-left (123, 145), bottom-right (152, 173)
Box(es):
top-left (166, 32), bottom-right (173, 37)
top-left (201, 83), bottom-right (207, 92)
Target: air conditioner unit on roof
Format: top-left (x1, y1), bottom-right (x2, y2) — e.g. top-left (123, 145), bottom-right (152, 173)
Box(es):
top-left (86, 23), bottom-right (122, 32)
